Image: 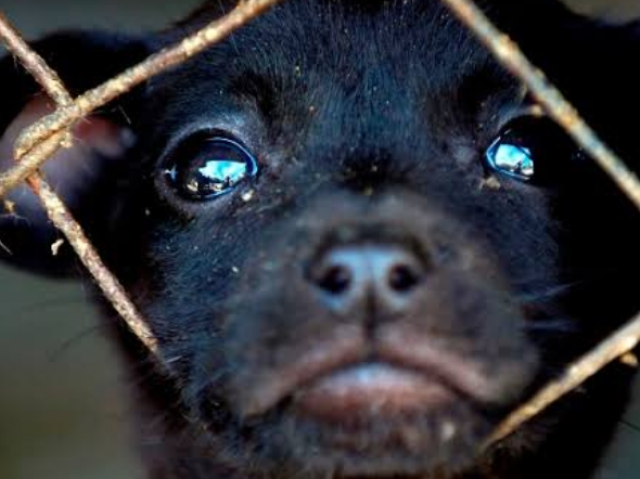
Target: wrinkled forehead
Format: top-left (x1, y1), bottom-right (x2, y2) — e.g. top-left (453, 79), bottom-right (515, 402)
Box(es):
top-left (147, 0), bottom-right (519, 150)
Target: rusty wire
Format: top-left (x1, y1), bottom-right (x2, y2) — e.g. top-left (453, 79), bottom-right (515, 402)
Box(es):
top-left (438, 0), bottom-right (640, 445)
top-left (0, 0), bottom-right (640, 456)
top-left (0, 12), bottom-right (159, 355)
top-left (0, 0), bottom-right (286, 199)
top-left (485, 309), bottom-right (640, 446)
top-left (0, 12), bottom-right (73, 107)
top-left (30, 177), bottom-right (160, 354)
top-left (0, 0), bottom-right (288, 356)
top-left (440, 0), bottom-right (640, 213)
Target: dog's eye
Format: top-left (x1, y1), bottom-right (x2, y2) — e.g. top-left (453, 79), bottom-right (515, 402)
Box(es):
top-left (484, 117), bottom-right (580, 184)
top-left (164, 137), bottom-right (258, 201)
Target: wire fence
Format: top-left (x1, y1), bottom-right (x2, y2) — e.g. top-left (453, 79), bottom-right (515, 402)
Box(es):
top-left (1, 0), bottom-right (639, 449)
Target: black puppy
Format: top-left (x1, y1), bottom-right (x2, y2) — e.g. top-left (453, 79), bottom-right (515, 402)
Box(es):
top-left (2, 1), bottom-right (640, 478)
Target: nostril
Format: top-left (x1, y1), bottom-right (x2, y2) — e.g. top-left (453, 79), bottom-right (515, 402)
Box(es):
top-left (388, 263), bottom-right (422, 293)
top-left (309, 243), bottom-right (428, 307)
top-left (317, 265), bottom-right (352, 295)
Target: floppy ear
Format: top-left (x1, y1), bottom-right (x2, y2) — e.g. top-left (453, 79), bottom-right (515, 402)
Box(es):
top-left (0, 31), bottom-right (151, 276)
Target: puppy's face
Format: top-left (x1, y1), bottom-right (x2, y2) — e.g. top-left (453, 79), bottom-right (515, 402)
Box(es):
top-left (104, 1), bottom-right (640, 477)
top-left (3, 1), bottom-right (640, 478)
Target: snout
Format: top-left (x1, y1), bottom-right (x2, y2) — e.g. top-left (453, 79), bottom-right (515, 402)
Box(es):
top-left (225, 194), bottom-right (539, 424)
top-left (217, 192), bottom-right (539, 477)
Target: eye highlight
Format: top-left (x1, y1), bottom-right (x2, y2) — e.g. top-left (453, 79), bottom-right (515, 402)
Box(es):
top-left (164, 137), bottom-right (258, 201)
top-left (486, 138), bottom-right (535, 181)
top-left (484, 117), bottom-right (582, 185)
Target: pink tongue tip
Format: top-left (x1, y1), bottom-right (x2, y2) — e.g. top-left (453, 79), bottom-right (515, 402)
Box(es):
top-left (294, 363), bottom-right (453, 420)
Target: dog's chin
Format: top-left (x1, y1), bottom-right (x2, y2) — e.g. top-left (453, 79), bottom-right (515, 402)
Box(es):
top-left (263, 402), bottom-right (490, 479)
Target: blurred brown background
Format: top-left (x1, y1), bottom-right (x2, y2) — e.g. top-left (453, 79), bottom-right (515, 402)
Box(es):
top-left (0, 1), bottom-right (640, 479)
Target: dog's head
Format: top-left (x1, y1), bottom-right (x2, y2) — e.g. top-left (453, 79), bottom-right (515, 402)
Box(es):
top-left (2, 1), bottom-right (640, 478)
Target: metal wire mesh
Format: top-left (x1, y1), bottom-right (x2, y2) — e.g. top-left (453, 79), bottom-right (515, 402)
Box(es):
top-left (1, 0), bottom-right (639, 447)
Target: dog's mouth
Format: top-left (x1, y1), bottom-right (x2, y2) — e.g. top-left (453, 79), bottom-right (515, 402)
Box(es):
top-left (229, 326), bottom-right (513, 477)
top-left (226, 320), bottom-right (535, 477)
top-left (292, 361), bottom-right (456, 421)
top-left (236, 324), bottom-right (525, 420)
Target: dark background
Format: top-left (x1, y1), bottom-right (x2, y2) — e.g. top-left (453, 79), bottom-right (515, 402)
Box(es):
top-left (0, 1), bottom-right (639, 478)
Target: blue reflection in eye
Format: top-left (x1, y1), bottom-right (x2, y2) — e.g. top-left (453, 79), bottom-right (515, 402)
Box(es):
top-left (486, 138), bottom-right (535, 181)
top-left (197, 160), bottom-right (249, 190)
top-left (165, 137), bottom-right (258, 201)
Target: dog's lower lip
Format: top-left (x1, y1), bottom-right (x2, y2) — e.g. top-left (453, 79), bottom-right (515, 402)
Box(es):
top-left (293, 362), bottom-right (454, 420)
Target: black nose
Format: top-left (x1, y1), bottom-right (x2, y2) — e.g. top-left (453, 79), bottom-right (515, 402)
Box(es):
top-left (309, 244), bottom-right (427, 313)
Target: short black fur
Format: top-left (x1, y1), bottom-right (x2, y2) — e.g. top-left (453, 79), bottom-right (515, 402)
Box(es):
top-left (2, 1), bottom-right (640, 478)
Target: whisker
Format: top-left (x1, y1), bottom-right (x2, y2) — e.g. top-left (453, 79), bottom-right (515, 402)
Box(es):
top-left (190, 365), bottom-right (234, 400)
top-left (518, 283), bottom-right (580, 302)
top-left (0, 237), bottom-right (11, 255)
top-left (620, 419), bottom-right (640, 435)
top-left (525, 318), bottom-right (578, 334)
top-left (47, 323), bottom-right (105, 362)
